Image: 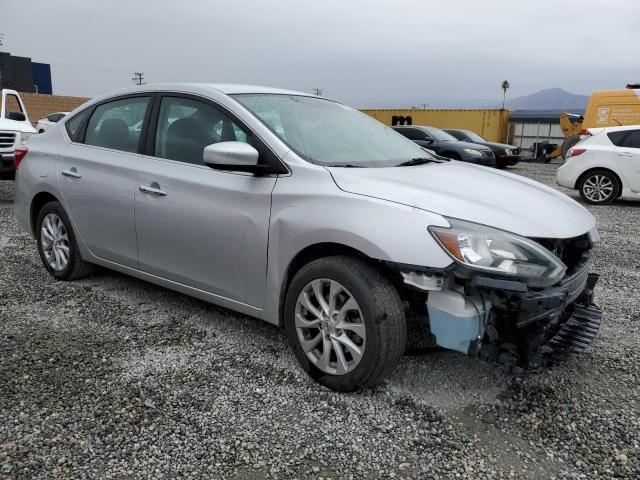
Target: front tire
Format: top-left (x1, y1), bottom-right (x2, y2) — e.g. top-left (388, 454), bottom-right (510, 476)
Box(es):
top-left (36, 201), bottom-right (94, 280)
top-left (284, 256), bottom-right (406, 391)
top-left (578, 169), bottom-right (620, 205)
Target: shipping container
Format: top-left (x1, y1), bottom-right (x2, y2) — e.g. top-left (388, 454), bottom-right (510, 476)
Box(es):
top-left (361, 108), bottom-right (510, 143)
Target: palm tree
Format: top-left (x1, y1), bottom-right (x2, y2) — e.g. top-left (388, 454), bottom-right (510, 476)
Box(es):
top-left (501, 80), bottom-right (510, 109)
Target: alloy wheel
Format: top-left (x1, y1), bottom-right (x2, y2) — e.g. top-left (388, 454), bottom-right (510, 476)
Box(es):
top-left (41, 213), bottom-right (70, 271)
top-left (583, 174), bottom-right (614, 203)
top-left (294, 279), bottom-right (366, 375)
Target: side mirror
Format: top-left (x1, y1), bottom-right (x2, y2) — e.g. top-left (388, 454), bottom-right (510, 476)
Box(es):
top-left (203, 141), bottom-right (267, 173)
top-left (423, 138), bottom-right (434, 144)
top-left (8, 111), bottom-right (26, 122)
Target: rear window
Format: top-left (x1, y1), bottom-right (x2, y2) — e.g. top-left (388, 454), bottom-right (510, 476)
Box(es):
top-left (607, 130), bottom-right (640, 148)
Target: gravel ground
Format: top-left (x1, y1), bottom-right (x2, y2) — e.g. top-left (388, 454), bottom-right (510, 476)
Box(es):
top-left (1, 162), bottom-right (639, 479)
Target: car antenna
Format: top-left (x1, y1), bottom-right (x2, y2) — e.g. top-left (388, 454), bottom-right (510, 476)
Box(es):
top-left (613, 118), bottom-right (622, 126)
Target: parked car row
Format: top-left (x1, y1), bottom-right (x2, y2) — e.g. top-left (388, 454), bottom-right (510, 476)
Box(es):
top-left (14, 83), bottom-right (602, 391)
top-left (393, 125), bottom-right (520, 169)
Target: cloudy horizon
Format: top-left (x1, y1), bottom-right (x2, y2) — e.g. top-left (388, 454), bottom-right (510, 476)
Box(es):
top-left (2, 0), bottom-right (638, 107)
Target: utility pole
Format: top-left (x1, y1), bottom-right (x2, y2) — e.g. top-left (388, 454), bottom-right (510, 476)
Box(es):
top-left (132, 72), bottom-right (145, 85)
top-left (312, 88), bottom-right (323, 96)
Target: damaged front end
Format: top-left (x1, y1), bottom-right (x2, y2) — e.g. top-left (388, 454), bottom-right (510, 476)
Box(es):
top-left (398, 222), bottom-right (603, 374)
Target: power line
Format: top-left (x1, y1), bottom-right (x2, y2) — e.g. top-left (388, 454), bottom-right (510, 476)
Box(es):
top-left (132, 72), bottom-right (145, 85)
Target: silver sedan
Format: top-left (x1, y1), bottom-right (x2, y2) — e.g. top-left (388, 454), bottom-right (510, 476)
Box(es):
top-left (15, 83), bottom-right (602, 390)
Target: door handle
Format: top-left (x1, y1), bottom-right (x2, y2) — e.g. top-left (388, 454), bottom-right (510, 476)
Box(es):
top-left (61, 167), bottom-right (82, 178)
top-left (618, 151), bottom-right (634, 157)
top-left (139, 184), bottom-right (168, 196)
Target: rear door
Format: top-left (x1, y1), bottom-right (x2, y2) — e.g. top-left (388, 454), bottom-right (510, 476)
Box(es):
top-left (58, 95), bottom-right (151, 267)
top-left (609, 129), bottom-right (640, 188)
top-left (134, 94), bottom-right (277, 307)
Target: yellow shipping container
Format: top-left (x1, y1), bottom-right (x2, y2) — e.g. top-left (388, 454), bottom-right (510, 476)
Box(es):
top-left (361, 109), bottom-right (510, 143)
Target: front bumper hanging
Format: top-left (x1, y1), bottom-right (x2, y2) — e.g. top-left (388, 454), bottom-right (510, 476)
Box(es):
top-left (486, 272), bottom-right (603, 374)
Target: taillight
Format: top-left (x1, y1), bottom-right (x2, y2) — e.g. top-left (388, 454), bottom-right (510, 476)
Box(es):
top-left (580, 129), bottom-right (589, 136)
top-left (13, 147), bottom-right (28, 170)
top-left (568, 148), bottom-right (586, 157)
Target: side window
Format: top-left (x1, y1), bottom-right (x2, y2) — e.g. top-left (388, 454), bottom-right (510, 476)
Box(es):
top-left (5, 94), bottom-right (23, 114)
top-left (607, 130), bottom-right (640, 148)
top-left (401, 128), bottom-right (427, 141)
top-left (64, 109), bottom-right (91, 142)
top-left (154, 96), bottom-right (251, 165)
top-left (395, 128), bottom-right (413, 140)
top-left (628, 130), bottom-right (640, 148)
top-left (84, 97), bottom-right (150, 153)
top-left (608, 131), bottom-right (628, 147)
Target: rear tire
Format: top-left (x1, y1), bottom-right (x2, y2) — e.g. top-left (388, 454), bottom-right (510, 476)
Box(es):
top-left (284, 256), bottom-right (406, 391)
top-left (36, 201), bottom-right (94, 280)
top-left (578, 169), bottom-right (620, 205)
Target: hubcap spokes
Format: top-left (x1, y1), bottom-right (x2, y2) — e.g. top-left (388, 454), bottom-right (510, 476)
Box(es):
top-left (584, 175), bottom-right (613, 202)
top-left (295, 279), bottom-right (366, 376)
top-left (41, 213), bottom-right (69, 271)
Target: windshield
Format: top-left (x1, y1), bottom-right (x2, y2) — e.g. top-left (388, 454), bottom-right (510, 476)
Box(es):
top-left (232, 94), bottom-right (435, 167)
top-left (424, 127), bottom-right (458, 142)
top-left (462, 130), bottom-right (486, 142)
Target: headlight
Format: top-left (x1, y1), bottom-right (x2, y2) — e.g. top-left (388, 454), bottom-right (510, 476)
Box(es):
top-left (19, 132), bottom-right (33, 146)
top-left (462, 148), bottom-right (483, 157)
top-left (503, 148), bottom-right (512, 155)
top-left (429, 219), bottom-right (566, 287)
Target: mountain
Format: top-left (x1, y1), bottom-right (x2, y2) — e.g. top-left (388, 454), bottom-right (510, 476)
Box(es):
top-left (500, 88), bottom-right (589, 110)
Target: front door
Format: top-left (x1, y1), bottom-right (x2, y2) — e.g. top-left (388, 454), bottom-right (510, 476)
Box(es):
top-left (134, 95), bottom-right (277, 307)
top-left (58, 95), bottom-right (151, 267)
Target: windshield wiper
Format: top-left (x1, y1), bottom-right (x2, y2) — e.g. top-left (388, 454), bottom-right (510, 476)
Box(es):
top-left (396, 157), bottom-right (439, 167)
top-left (326, 164), bottom-right (365, 168)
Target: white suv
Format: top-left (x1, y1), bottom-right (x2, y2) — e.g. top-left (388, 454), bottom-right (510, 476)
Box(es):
top-left (557, 125), bottom-right (640, 204)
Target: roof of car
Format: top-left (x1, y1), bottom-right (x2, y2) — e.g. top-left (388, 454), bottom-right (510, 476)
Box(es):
top-left (444, 128), bottom-right (470, 133)
top-left (589, 124), bottom-right (640, 133)
top-left (96, 83), bottom-right (314, 98)
top-left (198, 83), bottom-right (311, 96)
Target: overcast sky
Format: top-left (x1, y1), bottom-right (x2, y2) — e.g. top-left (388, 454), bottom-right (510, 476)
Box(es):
top-left (2, 0), bottom-right (638, 107)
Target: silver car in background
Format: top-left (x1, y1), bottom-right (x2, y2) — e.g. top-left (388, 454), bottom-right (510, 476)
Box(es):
top-left (14, 84), bottom-right (603, 391)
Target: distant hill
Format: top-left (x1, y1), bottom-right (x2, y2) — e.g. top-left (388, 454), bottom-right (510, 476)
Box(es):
top-left (501, 88), bottom-right (589, 110)
top-left (360, 87), bottom-right (590, 110)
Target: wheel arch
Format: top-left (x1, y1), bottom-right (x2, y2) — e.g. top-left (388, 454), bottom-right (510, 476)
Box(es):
top-left (30, 191), bottom-right (60, 234)
top-left (277, 242), bottom-right (393, 326)
top-left (575, 167), bottom-right (623, 197)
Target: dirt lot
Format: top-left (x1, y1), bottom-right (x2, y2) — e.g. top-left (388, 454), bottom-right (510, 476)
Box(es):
top-left (1, 163), bottom-right (639, 479)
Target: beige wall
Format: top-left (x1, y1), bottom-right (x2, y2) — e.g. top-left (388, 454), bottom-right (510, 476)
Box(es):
top-left (19, 93), bottom-right (90, 128)
top-left (361, 108), bottom-right (511, 143)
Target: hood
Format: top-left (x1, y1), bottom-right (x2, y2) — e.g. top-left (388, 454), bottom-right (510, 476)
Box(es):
top-left (0, 118), bottom-right (37, 134)
top-left (327, 161), bottom-right (595, 239)
top-left (440, 139), bottom-right (492, 151)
